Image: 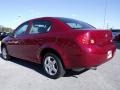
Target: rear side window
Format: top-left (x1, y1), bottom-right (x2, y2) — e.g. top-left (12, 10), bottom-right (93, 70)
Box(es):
top-left (29, 20), bottom-right (51, 34)
top-left (57, 17), bottom-right (95, 29)
top-left (14, 23), bottom-right (29, 37)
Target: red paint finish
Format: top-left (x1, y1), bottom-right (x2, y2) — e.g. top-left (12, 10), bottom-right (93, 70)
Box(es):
top-left (2, 17), bottom-right (116, 69)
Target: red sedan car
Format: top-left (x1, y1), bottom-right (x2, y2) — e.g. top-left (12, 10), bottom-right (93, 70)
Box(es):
top-left (1, 17), bottom-right (116, 79)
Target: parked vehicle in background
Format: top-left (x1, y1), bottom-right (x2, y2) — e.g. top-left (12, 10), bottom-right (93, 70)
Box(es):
top-left (111, 29), bottom-right (120, 43)
top-left (0, 32), bottom-right (9, 40)
top-left (1, 17), bottom-right (116, 79)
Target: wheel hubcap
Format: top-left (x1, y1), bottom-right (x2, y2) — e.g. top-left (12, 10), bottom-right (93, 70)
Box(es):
top-left (44, 56), bottom-right (58, 76)
top-left (2, 48), bottom-right (7, 59)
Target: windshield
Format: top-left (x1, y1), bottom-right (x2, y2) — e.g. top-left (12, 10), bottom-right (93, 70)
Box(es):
top-left (57, 17), bottom-right (96, 29)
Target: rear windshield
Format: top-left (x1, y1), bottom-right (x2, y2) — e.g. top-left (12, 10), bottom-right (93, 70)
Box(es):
top-left (57, 17), bottom-right (95, 29)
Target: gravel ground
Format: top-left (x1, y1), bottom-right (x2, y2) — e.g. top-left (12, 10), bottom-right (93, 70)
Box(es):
top-left (0, 43), bottom-right (120, 90)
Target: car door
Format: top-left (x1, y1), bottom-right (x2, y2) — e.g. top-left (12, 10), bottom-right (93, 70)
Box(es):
top-left (7, 22), bottom-right (29, 59)
top-left (18, 19), bottom-right (52, 63)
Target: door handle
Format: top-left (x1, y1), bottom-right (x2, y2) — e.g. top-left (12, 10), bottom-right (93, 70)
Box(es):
top-left (7, 40), bottom-right (19, 44)
top-left (14, 41), bottom-right (19, 44)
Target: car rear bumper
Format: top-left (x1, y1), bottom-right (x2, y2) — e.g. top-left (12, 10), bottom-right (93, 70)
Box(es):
top-left (65, 44), bottom-right (116, 69)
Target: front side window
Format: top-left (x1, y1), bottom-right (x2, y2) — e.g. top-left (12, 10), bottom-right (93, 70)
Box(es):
top-left (14, 23), bottom-right (28, 37)
top-left (57, 17), bottom-right (95, 29)
top-left (29, 20), bottom-right (51, 34)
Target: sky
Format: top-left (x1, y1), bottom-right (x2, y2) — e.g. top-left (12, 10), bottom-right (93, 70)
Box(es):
top-left (0, 0), bottom-right (120, 29)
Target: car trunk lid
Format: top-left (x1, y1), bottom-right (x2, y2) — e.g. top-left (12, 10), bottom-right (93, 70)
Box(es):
top-left (89, 30), bottom-right (112, 46)
top-left (73, 29), bottom-right (113, 46)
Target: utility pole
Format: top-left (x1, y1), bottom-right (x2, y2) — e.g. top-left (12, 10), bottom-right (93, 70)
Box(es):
top-left (0, 25), bottom-right (2, 32)
top-left (103, 0), bottom-right (107, 29)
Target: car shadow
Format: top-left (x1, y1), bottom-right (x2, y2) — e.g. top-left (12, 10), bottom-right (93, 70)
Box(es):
top-left (0, 54), bottom-right (88, 79)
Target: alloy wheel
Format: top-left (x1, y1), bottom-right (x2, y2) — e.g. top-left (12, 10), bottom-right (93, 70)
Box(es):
top-left (44, 56), bottom-right (58, 76)
top-left (2, 47), bottom-right (7, 59)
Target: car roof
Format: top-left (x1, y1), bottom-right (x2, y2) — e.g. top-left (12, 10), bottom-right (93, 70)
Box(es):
top-left (27, 17), bottom-right (76, 22)
top-left (16, 17), bottom-right (73, 32)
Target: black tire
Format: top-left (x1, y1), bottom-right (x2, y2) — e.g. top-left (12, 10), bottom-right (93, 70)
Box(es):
top-left (1, 46), bottom-right (11, 60)
top-left (42, 53), bottom-right (65, 79)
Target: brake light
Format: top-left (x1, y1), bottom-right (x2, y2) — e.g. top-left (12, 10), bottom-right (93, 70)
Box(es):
top-left (110, 39), bottom-right (113, 42)
top-left (80, 36), bottom-right (89, 44)
top-left (77, 33), bottom-right (95, 45)
top-left (90, 39), bottom-right (95, 44)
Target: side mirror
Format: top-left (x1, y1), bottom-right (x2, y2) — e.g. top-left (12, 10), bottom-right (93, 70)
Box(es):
top-left (8, 32), bottom-right (14, 38)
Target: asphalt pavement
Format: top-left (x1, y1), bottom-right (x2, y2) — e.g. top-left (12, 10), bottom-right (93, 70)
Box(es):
top-left (0, 43), bottom-right (120, 90)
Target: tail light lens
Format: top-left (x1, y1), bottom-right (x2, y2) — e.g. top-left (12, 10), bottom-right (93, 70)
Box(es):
top-left (90, 39), bottom-right (95, 44)
top-left (77, 33), bottom-right (95, 45)
top-left (110, 39), bottom-right (113, 42)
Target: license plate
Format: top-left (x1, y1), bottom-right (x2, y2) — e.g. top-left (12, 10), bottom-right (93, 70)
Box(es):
top-left (107, 50), bottom-right (112, 59)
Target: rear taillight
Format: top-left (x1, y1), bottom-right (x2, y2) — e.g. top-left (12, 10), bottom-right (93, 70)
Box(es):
top-left (90, 39), bottom-right (95, 44)
top-left (77, 33), bottom-right (95, 45)
top-left (110, 39), bottom-right (113, 42)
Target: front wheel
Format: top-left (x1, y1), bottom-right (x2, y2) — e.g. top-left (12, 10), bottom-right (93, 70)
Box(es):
top-left (1, 46), bottom-right (11, 60)
top-left (43, 53), bottom-right (65, 79)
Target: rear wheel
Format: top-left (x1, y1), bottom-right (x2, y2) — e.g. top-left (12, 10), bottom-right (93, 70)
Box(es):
top-left (1, 46), bottom-right (11, 60)
top-left (43, 53), bottom-right (65, 79)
